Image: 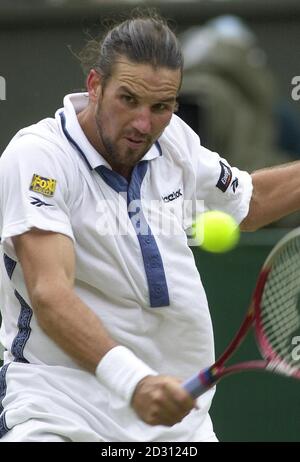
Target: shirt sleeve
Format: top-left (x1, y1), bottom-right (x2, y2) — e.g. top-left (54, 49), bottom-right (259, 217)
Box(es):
top-left (0, 133), bottom-right (75, 254)
top-left (194, 144), bottom-right (253, 224)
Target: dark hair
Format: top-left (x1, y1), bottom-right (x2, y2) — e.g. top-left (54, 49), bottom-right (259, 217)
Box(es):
top-left (78, 11), bottom-right (183, 87)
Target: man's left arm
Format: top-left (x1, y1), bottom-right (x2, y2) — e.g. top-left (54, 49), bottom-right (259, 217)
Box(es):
top-left (241, 161), bottom-right (300, 231)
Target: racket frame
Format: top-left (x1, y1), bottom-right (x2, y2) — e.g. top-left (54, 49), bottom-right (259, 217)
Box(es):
top-left (183, 228), bottom-right (300, 398)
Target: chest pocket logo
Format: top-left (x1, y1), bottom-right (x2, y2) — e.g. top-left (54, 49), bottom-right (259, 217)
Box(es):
top-left (162, 188), bottom-right (183, 203)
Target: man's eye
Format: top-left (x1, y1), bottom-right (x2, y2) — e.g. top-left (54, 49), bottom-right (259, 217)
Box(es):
top-left (153, 103), bottom-right (167, 112)
top-left (153, 102), bottom-right (177, 113)
top-left (121, 95), bottom-right (135, 104)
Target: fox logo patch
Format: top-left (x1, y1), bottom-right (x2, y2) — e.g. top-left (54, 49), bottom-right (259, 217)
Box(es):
top-left (29, 174), bottom-right (57, 197)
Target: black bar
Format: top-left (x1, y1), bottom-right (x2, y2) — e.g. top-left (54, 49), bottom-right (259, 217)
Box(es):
top-left (1, 0), bottom-right (300, 29)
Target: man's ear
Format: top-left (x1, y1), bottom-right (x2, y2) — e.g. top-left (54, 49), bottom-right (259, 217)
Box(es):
top-left (86, 69), bottom-right (102, 102)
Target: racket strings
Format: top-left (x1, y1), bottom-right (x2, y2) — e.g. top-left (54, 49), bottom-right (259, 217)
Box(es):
top-left (263, 291), bottom-right (300, 336)
top-left (260, 237), bottom-right (300, 368)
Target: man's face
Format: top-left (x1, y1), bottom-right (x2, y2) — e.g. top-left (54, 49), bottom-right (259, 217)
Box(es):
top-left (93, 58), bottom-right (181, 172)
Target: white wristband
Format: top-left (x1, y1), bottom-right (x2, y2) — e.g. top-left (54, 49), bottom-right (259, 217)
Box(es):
top-left (95, 346), bottom-right (157, 404)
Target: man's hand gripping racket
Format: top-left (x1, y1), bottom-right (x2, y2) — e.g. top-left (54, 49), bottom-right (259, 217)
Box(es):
top-left (183, 228), bottom-right (300, 398)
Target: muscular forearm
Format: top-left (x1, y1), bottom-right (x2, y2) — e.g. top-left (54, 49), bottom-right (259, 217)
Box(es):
top-left (241, 161), bottom-right (300, 231)
top-left (12, 230), bottom-right (117, 373)
top-left (31, 283), bottom-right (117, 373)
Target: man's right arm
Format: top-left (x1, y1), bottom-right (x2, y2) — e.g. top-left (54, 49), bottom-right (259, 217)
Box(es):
top-left (12, 228), bottom-right (118, 372)
top-left (12, 229), bottom-right (197, 426)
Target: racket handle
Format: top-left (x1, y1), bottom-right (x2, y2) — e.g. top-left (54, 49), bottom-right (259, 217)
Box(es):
top-left (182, 369), bottom-right (213, 399)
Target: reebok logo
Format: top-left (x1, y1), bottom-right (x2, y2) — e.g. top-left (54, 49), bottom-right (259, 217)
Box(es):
top-left (216, 161), bottom-right (232, 193)
top-left (162, 188), bottom-right (183, 203)
top-left (30, 196), bottom-right (54, 207)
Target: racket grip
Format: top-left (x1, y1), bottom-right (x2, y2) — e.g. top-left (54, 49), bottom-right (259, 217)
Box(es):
top-left (182, 370), bottom-right (212, 399)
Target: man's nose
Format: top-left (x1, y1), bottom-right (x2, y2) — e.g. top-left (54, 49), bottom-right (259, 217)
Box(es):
top-left (131, 107), bottom-right (152, 135)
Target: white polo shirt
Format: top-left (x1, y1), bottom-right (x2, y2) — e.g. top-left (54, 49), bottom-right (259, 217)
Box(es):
top-left (0, 93), bottom-right (252, 442)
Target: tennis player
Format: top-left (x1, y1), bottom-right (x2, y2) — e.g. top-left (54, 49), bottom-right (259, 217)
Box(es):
top-left (0, 13), bottom-right (299, 442)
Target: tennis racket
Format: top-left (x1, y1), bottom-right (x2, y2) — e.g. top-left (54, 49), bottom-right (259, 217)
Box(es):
top-left (183, 228), bottom-right (300, 398)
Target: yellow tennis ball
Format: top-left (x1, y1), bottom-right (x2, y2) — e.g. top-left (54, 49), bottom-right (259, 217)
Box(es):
top-left (194, 211), bottom-right (240, 253)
